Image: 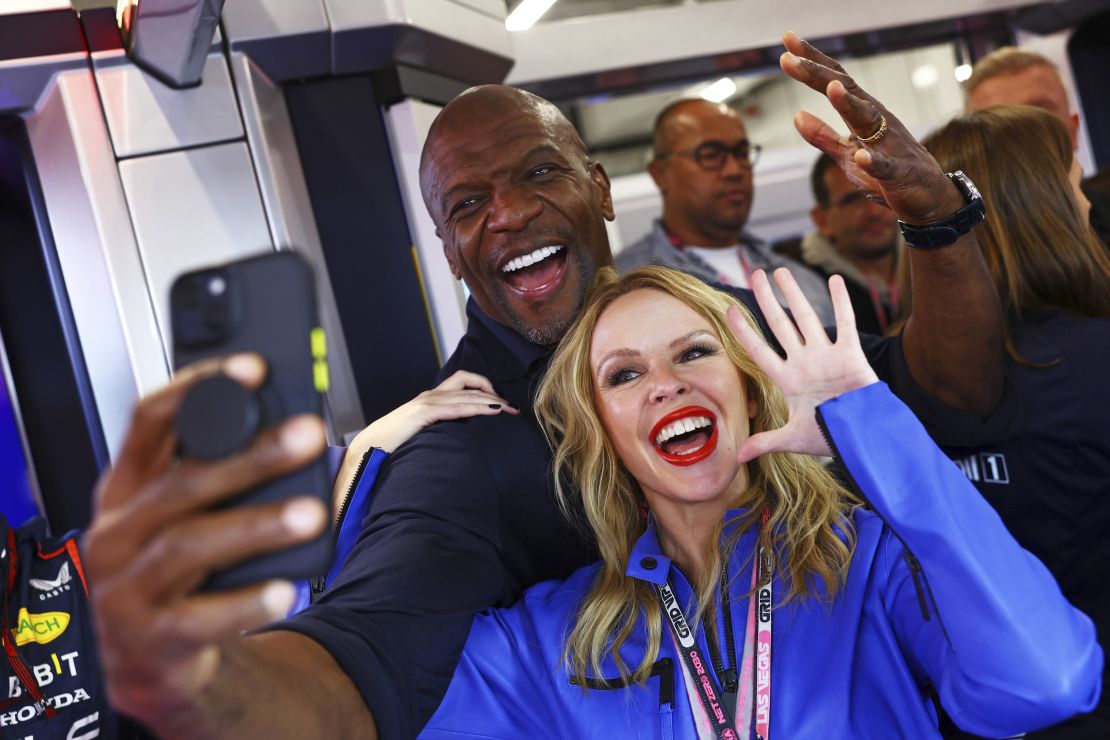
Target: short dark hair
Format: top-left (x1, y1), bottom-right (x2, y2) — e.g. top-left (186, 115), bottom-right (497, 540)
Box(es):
top-left (810, 153), bottom-right (838, 208)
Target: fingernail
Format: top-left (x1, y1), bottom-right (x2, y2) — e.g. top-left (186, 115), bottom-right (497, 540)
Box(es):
top-left (261, 580), bottom-right (296, 619)
top-left (488, 403), bottom-right (502, 409)
top-left (280, 416), bottom-right (323, 453)
top-left (282, 498), bottom-right (324, 535)
top-left (224, 353), bottom-right (265, 383)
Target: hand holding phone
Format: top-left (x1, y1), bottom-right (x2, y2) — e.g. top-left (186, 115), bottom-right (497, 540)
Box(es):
top-left (170, 251), bottom-right (332, 591)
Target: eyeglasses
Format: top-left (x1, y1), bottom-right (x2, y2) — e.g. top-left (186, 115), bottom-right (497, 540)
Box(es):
top-left (655, 141), bottom-right (762, 171)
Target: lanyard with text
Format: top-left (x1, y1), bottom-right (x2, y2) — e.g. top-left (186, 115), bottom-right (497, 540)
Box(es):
top-left (656, 507), bottom-right (773, 740)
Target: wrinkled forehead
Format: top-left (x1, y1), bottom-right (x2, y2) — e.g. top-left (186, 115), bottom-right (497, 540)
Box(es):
top-left (822, 163), bottom-right (857, 198)
top-left (971, 66), bottom-right (1070, 117)
top-left (420, 92), bottom-right (584, 201)
top-left (661, 104), bottom-right (746, 149)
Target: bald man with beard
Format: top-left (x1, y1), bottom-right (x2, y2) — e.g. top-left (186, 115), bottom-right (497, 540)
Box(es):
top-left (82, 34), bottom-right (1007, 740)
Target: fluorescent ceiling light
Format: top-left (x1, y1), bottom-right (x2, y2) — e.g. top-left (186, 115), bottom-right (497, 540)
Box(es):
top-left (954, 64), bottom-right (973, 83)
top-left (700, 78), bottom-right (737, 103)
top-left (506, 0), bottom-right (558, 31)
top-left (911, 64), bottom-right (939, 89)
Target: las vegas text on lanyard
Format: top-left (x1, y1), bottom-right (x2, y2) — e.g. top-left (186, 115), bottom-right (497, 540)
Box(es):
top-left (654, 507), bottom-right (773, 740)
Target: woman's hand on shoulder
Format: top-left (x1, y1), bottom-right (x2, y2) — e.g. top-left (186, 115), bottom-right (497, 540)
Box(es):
top-left (728, 268), bottom-right (878, 463)
top-left (350, 370), bottom-right (519, 457)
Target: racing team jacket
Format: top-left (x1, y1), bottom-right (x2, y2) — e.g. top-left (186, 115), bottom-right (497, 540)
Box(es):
top-left (1, 516), bottom-right (122, 740)
top-left (419, 383), bottom-right (1103, 739)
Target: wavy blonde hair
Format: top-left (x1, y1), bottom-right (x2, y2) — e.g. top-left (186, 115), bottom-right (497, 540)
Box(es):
top-left (534, 265), bottom-right (858, 683)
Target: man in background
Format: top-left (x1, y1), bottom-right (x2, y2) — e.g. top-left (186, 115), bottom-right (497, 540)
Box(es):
top-left (966, 47), bottom-right (1110, 247)
top-left (804, 153), bottom-right (903, 335)
top-left (616, 98), bottom-right (835, 324)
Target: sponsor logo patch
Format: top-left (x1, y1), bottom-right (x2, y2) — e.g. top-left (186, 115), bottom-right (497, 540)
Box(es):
top-left (30, 562), bottom-right (73, 601)
top-left (11, 608), bottom-right (70, 646)
top-left (952, 452), bottom-right (1009, 485)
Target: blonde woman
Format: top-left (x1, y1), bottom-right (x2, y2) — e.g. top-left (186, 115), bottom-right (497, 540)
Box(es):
top-left (417, 265), bottom-right (1100, 739)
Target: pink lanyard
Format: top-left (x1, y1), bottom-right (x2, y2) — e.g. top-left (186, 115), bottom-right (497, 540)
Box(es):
top-left (658, 508), bottom-right (773, 740)
top-left (863, 273), bottom-right (900, 334)
top-left (665, 229), bottom-right (755, 288)
top-left (737, 507), bottom-right (773, 740)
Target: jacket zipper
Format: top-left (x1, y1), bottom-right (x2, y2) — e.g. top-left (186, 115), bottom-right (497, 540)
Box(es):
top-left (814, 408), bottom-right (953, 648)
top-left (714, 563), bottom-right (738, 693)
top-left (310, 447), bottom-right (373, 598)
top-left (903, 551), bottom-right (931, 621)
top-left (675, 563), bottom-right (738, 694)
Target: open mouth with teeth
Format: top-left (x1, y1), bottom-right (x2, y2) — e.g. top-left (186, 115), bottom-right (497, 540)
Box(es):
top-left (649, 406), bottom-right (718, 466)
top-left (500, 245), bottom-right (567, 294)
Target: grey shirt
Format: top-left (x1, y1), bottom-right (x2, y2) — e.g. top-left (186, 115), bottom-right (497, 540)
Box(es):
top-left (616, 220), bottom-right (836, 326)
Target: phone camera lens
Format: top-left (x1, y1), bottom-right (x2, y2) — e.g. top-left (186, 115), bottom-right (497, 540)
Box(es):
top-left (201, 302), bottom-right (227, 329)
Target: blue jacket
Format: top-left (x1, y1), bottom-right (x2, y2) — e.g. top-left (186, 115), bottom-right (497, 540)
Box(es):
top-left (420, 383), bottom-right (1102, 739)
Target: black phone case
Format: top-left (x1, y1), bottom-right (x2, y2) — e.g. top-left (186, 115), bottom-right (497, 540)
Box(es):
top-left (170, 251), bottom-right (331, 592)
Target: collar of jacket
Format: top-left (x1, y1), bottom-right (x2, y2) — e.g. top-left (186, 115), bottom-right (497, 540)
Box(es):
top-left (464, 297), bottom-right (552, 383)
top-left (625, 508), bottom-right (756, 586)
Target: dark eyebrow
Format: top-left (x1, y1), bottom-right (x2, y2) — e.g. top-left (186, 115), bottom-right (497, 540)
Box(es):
top-left (697, 138), bottom-right (749, 148)
top-left (593, 330), bottom-right (718, 376)
top-left (437, 144), bottom-right (569, 213)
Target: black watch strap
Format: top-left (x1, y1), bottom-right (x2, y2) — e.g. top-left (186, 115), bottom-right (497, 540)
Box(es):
top-left (898, 170), bottom-right (985, 249)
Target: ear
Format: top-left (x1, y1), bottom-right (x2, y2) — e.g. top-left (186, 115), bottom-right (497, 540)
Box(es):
top-left (442, 241), bottom-right (461, 280)
top-left (1067, 112), bottom-right (1080, 150)
top-left (591, 160), bottom-right (616, 221)
top-left (811, 206), bottom-right (831, 236)
top-left (648, 157), bottom-right (668, 194)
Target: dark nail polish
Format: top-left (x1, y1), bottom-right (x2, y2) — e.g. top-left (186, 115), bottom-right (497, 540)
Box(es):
top-left (489, 403), bottom-right (502, 409)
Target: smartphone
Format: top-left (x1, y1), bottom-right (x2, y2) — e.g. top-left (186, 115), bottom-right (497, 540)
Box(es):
top-left (170, 251), bottom-right (331, 591)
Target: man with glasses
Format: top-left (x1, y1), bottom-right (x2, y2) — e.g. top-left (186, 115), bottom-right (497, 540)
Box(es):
top-left (617, 98), bottom-right (835, 323)
top-left (804, 153), bottom-right (903, 335)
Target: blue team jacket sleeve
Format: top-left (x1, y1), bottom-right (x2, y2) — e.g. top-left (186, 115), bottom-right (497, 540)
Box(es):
top-left (288, 446), bottom-right (390, 616)
top-left (420, 578), bottom-right (578, 739)
top-left (817, 382), bottom-right (1103, 736)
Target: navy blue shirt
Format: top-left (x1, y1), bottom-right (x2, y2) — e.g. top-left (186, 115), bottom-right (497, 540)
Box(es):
top-left (942, 311), bottom-right (1110, 739)
top-left (278, 292), bottom-right (1014, 739)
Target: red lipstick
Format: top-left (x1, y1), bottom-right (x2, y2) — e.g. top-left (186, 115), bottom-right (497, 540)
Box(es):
top-left (649, 406), bottom-right (718, 467)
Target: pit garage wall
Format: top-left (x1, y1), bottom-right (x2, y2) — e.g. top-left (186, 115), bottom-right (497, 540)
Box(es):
top-left (0, 1), bottom-right (515, 529)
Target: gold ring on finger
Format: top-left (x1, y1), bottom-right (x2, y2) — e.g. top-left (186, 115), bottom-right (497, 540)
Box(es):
top-left (857, 114), bottom-right (888, 145)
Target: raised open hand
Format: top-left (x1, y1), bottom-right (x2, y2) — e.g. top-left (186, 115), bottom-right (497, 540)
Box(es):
top-left (729, 268), bottom-right (878, 463)
top-left (780, 31), bottom-right (965, 225)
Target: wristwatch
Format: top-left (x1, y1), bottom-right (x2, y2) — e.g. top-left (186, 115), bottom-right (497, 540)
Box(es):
top-left (898, 171), bottom-right (985, 249)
